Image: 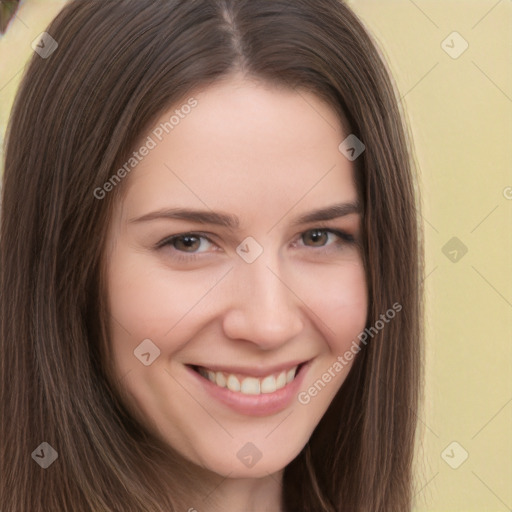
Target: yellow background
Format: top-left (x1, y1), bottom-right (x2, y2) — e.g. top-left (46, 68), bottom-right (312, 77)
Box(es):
top-left (1, 1), bottom-right (511, 510)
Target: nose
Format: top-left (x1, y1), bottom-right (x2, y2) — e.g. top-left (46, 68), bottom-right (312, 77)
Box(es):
top-left (221, 255), bottom-right (305, 350)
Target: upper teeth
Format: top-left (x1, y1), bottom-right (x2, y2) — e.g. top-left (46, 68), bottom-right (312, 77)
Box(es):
top-left (198, 366), bottom-right (298, 395)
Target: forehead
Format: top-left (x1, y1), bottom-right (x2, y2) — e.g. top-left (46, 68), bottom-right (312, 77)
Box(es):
top-left (121, 75), bottom-right (357, 221)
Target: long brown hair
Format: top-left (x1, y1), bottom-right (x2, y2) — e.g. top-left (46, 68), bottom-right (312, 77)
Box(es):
top-left (0, 0), bottom-right (424, 510)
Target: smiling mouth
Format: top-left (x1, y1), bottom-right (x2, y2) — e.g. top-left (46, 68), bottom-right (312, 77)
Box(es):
top-left (189, 362), bottom-right (307, 395)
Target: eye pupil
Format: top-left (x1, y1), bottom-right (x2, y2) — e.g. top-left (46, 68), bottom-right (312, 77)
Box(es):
top-left (305, 229), bottom-right (328, 246)
top-left (175, 235), bottom-right (200, 251)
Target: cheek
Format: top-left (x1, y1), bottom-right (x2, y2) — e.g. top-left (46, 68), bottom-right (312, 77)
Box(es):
top-left (106, 248), bottom-right (368, 367)
top-left (107, 251), bottom-right (223, 337)
top-left (108, 248), bottom-right (367, 316)
top-left (296, 258), bottom-right (368, 349)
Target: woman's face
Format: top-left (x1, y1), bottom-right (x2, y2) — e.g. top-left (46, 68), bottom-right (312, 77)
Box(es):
top-left (105, 74), bottom-right (368, 478)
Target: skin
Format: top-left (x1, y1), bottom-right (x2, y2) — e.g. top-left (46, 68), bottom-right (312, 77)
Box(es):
top-left (105, 72), bottom-right (368, 512)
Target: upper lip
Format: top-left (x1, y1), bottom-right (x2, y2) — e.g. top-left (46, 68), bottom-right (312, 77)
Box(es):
top-left (188, 359), bottom-right (310, 377)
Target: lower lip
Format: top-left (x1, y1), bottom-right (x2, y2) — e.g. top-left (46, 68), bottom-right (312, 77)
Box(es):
top-left (185, 362), bottom-right (310, 417)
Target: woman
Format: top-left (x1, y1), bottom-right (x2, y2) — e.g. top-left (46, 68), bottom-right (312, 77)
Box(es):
top-left (0, 0), bottom-right (424, 510)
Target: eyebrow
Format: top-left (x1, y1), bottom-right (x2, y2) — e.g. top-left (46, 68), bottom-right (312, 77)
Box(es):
top-left (290, 201), bottom-right (360, 226)
top-left (128, 201), bottom-right (361, 229)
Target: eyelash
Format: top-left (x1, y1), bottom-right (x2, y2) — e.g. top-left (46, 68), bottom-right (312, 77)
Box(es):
top-left (156, 227), bottom-right (356, 263)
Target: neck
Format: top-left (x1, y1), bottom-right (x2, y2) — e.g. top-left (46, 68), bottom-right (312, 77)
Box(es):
top-left (195, 470), bottom-right (284, 512)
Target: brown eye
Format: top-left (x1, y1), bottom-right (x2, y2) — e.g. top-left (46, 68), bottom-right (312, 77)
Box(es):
top-left (172, 235), bottom-right (201, 252)
top-left (302, 229), bottom-right (330, 247)
top-left (157, 232), bottom-right (217, 262)
top-left (298, 228), bottom-right (355, 250)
